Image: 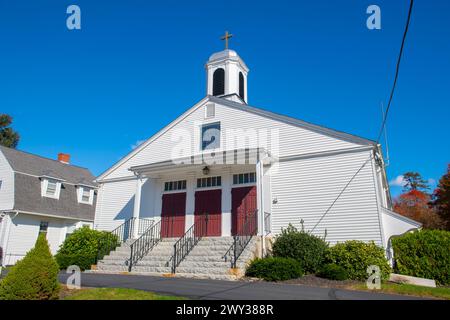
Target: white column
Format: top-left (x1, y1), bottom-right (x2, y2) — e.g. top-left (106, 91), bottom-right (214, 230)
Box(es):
top-left (132, 176), bottom-right (143, 239)
top-left (221, 168), bottom-right (232, 237)
top-left (185, 173), bottom-right (196, 232)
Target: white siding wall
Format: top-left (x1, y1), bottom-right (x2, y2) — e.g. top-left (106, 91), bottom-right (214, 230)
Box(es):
top-left (3, 213), bottom-right (91, 265)
top-left (46, 220), bottom-right (64, 254)
top-left (94, 179), bottom-right (136, 231)
top-left (94, 100), bottom-right (387, 244)
top-left (270, 150), bottom-right (383, 246)
top-left (4, 214), bottom-right (40, 265)
top-left (0, 150), bottom-right (14, 211)
top-left (102, 102), bottom-right (360, 180)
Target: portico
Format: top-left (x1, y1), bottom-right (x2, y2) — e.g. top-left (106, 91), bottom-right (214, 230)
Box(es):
top-left (129, 149), bottom-right (273, 240)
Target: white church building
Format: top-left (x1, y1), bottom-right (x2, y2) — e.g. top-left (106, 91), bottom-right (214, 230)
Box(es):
top-left (93, 46), bottom-right (420, 278)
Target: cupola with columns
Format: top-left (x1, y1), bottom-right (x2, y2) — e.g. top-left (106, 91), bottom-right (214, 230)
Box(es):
top-left (205, 31), bottom-right (249, 104)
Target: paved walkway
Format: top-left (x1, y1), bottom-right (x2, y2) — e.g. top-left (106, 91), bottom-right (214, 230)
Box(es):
top-left (58, 272), bottom-right (421, 300)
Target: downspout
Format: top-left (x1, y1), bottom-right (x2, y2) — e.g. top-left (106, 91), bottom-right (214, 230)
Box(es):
top-left (257, 151), bottom-right (271, 258)
top-left (2, 211), bottom-right (19, 266)
top-left (256, 160), bottom-right (265, 258)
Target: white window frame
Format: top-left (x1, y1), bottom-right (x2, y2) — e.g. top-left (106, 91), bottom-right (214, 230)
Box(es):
top-left (232, 172), bottom-right (257, 186)
top-left (41, 178), bottom-right (62, 199)
top-left (196, 176), bottom-right (222, 190)
top-left (204, 103), bottom-right (215, 119)
top-left (163, 180), bottom-right (187, 194)
top-left (77, 186), bottom-right (94, 205)
top-left (200, 121), bottom-right (221, 152)
top-left (39, 221), bottom-right (49, 233)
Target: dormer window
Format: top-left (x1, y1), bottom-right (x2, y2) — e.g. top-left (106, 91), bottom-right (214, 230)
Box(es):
top-left (41, 178), bottom-right (62, 199)
top-left (46, 180), bottom-right (57, 196)
top-left (77, 186), bottom-right (94, 205)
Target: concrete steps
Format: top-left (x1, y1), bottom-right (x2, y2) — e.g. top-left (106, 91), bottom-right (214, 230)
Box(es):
top-left (94, 236), bottom-right (257, 280)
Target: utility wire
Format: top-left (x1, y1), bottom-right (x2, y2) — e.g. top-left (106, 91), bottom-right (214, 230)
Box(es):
top-left (310, 0), bottom-right (414, 233)
top-left (381, 102), bottom-right (390, 167)
top-left (376, 0), bottom-right (414, 143)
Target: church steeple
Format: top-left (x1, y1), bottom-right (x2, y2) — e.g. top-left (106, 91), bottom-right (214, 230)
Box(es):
top-left (206, 32), bottom-right (249, 104)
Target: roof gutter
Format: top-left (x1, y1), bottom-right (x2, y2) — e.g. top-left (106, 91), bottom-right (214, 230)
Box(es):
top-left (11, 209), bottom-right (94, 222)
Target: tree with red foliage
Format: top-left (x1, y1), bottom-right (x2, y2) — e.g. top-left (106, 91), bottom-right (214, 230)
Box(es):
top-left (432, 164), bottom-right (450, 230)
top-left (394, 189), bottom-right (444, 230)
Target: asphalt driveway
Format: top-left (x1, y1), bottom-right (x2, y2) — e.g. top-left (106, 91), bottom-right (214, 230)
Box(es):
top-left (58, 272), bottom-right (422, 300)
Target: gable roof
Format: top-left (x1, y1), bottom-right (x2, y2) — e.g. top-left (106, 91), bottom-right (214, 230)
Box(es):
top-left (97, 96), bottom-right (376, 181)
top-left (0, 146), bottom-right (96, 221)
top-left (0, 146), bottom-right (97, 187)
top-left (208, 96), bottom-right (377, 146)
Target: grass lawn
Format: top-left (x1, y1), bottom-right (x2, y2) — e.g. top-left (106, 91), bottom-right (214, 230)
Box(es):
top-left (350, 282), bottom-right (450, 300)
top-left (62, 287), bottom-right (187, 300)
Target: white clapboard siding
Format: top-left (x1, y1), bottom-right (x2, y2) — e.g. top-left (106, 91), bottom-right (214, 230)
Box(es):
top-left (270, 150), bottom-right (382, 245)
top-left (94, 179), bottom-right (136, 231)
top-left (4, 214), bottom-right (82, 264)
top-left (102, 101), bottom-right (362, 180)
top-left (0, 150), bottom-right (14, 211)
top-left (5, 214), bottom-right (40, 265)
top-left (46, 220), bottom-right (64, 254)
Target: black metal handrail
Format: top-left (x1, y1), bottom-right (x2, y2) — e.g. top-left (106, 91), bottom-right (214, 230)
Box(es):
top-left (96, 217), bottom-right (134, 263)
top-left (171, 213), bottom-right (209, 274)
top-left (138, 218), bottom-right (154, 235)
top-left (224, 210), bottom-right (258, 268)
top-left (95, 217), bottom-right (154, 264)
top-left (128, 220), bottom-right (161, 272)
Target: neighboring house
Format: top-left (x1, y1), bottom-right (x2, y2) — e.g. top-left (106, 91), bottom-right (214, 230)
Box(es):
top-left (94, 48), bottom-right (421, 277)
top-left (0, 146), bottom-right (96, 266)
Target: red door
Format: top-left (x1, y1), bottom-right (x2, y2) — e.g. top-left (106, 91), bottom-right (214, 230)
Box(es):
top-left (161, 192), bottom-right (186, 238)
top-left (231, 186), bottom-right (257, 236)
top-left (194, 189), bottom-right (222, 237)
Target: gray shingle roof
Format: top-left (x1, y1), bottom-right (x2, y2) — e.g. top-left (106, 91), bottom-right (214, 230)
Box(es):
top-left (0, 146), bottom-right (96, 221)
top-left (0, 146), bottom-right (97, 186)
top-left (14, 173), bottom-right (96, 221)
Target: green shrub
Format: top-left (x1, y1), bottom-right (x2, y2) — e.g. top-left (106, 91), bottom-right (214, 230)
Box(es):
top-left (55, 253), bottom-right (98, 271)
top-left (392, 229), bottom-right (450, 285)
top-left (325, 240), bottom-right (391, 281)
top-left (0, 234), bottom-right (60, 300)
top-left (317, 263), bottom-right (349, 281)
top-left (272, 224), bottom-right (328, 273)
top-left (55, 226), bottom-right (118, 270)
top-left (245, 257), bottom-right (303, 281)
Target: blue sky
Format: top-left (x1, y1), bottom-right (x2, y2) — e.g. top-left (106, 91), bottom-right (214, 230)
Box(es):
top-left (0, 1), bottom-right (449, 197)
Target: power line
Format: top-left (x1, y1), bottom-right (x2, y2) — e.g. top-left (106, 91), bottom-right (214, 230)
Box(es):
top-left (310, 0), bottom-right (414, 233)
top-left (376, 0), bottom-right (414, 144)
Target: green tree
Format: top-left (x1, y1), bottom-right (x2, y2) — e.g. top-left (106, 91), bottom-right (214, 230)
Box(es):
top-left (433, 164), bottom-right (450, 230)
top-left (402, 172), bottom-right (429, 192)
top-left (0, 233), bottom-right (60, 300)
top-left (0, 114), bottom-right (20, 148)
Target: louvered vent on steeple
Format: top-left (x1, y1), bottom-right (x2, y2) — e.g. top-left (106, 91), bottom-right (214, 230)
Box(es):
top-left (213, 68), bottom-right (225, 96)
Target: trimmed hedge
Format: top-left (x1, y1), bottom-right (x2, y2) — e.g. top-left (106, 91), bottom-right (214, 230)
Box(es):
top-left (272, 224), bottom-right (328, 274)
top-left (317, 263), bottom-right (349, 281)
top-left (245, 257), bottom-right (303, 281)
top-left (0, 234), bottom-right (60, 300)
top-left (55, 226), bottom-right (119, 270)
top-left (326, 240), bottom-right (391, 281)
top-left (392, 229), bottom-right (450, 285)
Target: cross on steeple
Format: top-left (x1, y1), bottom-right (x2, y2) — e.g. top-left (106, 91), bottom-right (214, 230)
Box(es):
top-left (220, 31), bottom-right (233, 49)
